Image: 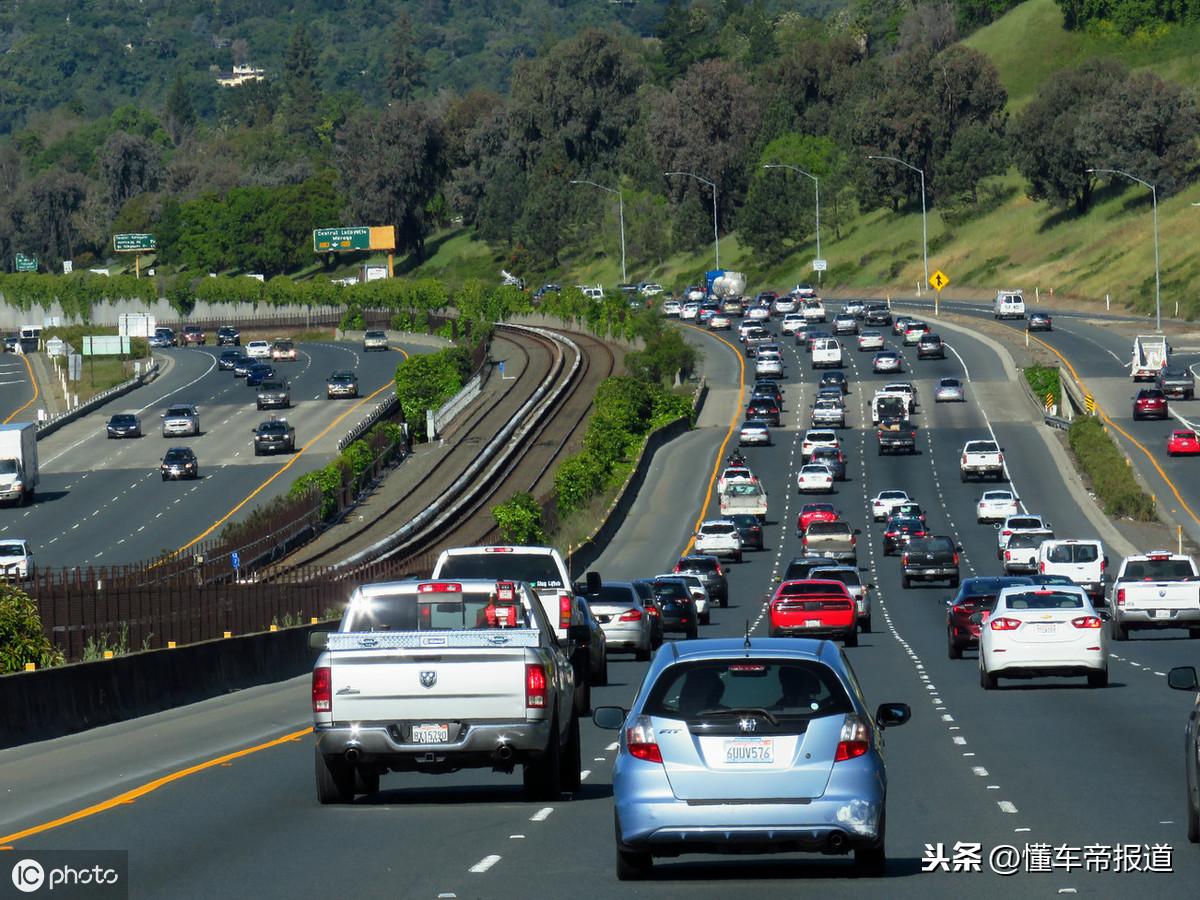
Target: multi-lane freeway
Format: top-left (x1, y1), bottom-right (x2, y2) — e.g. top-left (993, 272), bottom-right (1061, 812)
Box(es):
top-left (0, 307), bottom-right (1197, 898)
top-left (0, 340), bottom-right (418, 566)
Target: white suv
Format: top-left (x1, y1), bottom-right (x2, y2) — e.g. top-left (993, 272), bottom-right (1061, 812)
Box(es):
top-left (693, 520), bottom-right (743, 563)
top-left (0, 539), bottom-right (32, 579)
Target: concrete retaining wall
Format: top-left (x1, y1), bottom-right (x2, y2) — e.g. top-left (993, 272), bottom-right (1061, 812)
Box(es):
top-left (0, 299), bottom-right (350, 329)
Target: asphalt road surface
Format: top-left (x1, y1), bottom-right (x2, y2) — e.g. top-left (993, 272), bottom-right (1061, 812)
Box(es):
top-left (0, 341), bottom-right (415, 567)
top-left (0, 311), bottom-right (1196, 898)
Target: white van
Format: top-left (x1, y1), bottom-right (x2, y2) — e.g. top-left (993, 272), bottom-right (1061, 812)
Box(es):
top-left (1037, 539), bottom-right (1107, 602)
top-left (577, 284), bottom-right (604, 301)
top-left (811, 338), bottom-right (842, 369)
top-left (993, 290), bottom-right (1025, 320)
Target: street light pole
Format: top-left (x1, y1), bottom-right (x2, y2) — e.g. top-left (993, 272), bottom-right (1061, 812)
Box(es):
top-left (867, 154), bottom-right (929, 306)
top-left (665, 171), bottom-right (719, 270)
top-left (1088, 167), bottom-right (1160, 331)
top-left (763, 163), bottom-right (821, 283)
top-left (569, 179), bottom-right (626, 284)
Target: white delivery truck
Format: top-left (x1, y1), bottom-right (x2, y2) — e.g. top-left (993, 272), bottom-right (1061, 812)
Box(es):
top-left (993, 290), bottom-right (1025, 320)
top-left (0, 422), bottom-right (38, 506)
top-left (1131, 335), bottom-right (1169, 381)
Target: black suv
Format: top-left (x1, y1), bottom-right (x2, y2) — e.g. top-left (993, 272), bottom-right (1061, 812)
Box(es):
top-left (674, 554), bottom-right (729, 608)
top-left (216, 326), bottom-right (241, 346)
top-left (727, 514), bottom-right (763, 551)
top-left (745, 398), bottom-right (781, 426)
top-left (218, 349), bottom-right (245, 370)
top-left (160, 447), bottom-right (198, 480)
top-left (252, 419), bottom-right (296, 455)
top-left (901, 536), bottom-right (962, 588)
top-left (256, 379), bottom-right (291, 410)
top-left (864, 304), bottom-right (893, 326)
top-left (782, 555), bottom-right (837, 582)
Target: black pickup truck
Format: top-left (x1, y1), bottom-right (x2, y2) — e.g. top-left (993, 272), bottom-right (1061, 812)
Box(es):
top-left (1157, 368), bottom-right (1195, 401)
top-left (877, 418), bottom-right (917, 455)
top-left (901, 536), bottom-right (961, 589)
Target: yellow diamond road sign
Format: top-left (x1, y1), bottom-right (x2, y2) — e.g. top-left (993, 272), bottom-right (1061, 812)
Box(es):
top-left (929, 270), bottom-right (950, 292)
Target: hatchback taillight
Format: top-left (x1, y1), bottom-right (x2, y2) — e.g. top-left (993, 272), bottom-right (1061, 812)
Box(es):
top-left (834, 714), bottom-right (871, 762)
top-left (525, 663), bottom-right (548, 708)
top-left (1071, 616), bottom-right (1103, 629)
top-left (312, 665), bottom-right (331, 713)
top-left (627, 715), bottom-right (662, 763)
top-left (990, 617), bottom-right (1021, 631)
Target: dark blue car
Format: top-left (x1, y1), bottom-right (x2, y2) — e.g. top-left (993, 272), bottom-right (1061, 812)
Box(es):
top-left (246, 364), bottom-right (275, 387)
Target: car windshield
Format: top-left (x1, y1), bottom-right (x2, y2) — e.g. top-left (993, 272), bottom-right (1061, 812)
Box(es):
top-left (908, 538), bottom-right (952, 553)
top-left (940, 379), bottom-right (961, 388)
top-left (643, 660), bottom-right (854, 720)
top-left (1122, 558), bottom-right (1197, 580)
top-left (811, 568), bottom-right (860, 588)
top-left (260, 381), bottom-right (285, 391)
top-left (889, 518), bottom-right (924, 531)
top-left (259, 423), bottom-right (288, 434)
top-left (1004, 591), bottom-right (1084, 611)
top-left (742, 421), bottom-right (768, 430)
top-left (274, 342), bottom-right (294, 350)
top-left (110, 415), bottom-right (136, 425)
top-left (730, 515), bottom-right (760, 528)
top-left (164, 450), bottom-right (191, 462)
top-left (165, 407), bottom-right (193, 417)
top-left (0, 543), bottom-right (27, 556)
top-left (983, 492), bottom-right (1012, 501)
top-left (1008, 531), bottom-right (1053, 549)
top-left (806, 522), bottom-right (850, 536)
top-left (801, 465), bottom-right (829, 475)
top-left (1047, 544), bottom-right (1100, 564)
top-left (802, 504), bottom-right (835, 514)
top-left (1008, 518), bottom-right (1043, 529)
top-left (679, 556), bottom-right (720, 572)
top-left (342, 590), bottom-right (531, 632)
top-left (700, 524), bottom-right (736, 535)
top-left (651, 580), bottom-right (690, 602)
top-left (727, 483), bottom-right (762, 496)
top-left (437, 553), bottom-right (565, 589)
top-left (966, 441), bottom-right (999, 453)
top-left (365, 331), bottom-right (386, 339)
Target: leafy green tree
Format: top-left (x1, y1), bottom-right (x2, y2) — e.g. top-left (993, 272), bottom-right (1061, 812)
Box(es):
top-left (163, 72), bottom-right (196, 146)
top-left (514, 145), bottom-right (579, 268)
top-left (938, 122), bottom-right (1007, 204)
top-left (491, 493), bottom-right (547, 545)
top-left (99, 132), bottom-right (161, 211)
top-left (655, 0), bottom-right (718, 81)
top-left (281, 24), bottom-right (322, 143)
top-left (0, 583), bottom-right (63, 673)
top-left (386, 12), bottom-right (426, 102)
top-left (741, 134), bottom-right (838, 260)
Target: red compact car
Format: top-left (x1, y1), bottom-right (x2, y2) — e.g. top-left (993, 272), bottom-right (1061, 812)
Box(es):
top-left (768, 579), bottom-right (857, 646)
top-left (1133, 389), bottom-right (1168, 421)
top-left (797, 502), bottom-right (838, 535)
top-left (1167, 429), bottom-right (1200, 456)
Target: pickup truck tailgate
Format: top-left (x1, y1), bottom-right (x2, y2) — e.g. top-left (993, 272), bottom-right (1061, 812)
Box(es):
top-left (327, 641), bottom-right (534, 722)
top-left (1121, 582), bottom-right (1200, 610)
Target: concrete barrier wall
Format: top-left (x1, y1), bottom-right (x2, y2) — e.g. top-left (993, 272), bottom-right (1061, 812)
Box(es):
top-left (0, 299), bottom-right (346, 329)
top-left (0, 623), bottom-right (332, 749)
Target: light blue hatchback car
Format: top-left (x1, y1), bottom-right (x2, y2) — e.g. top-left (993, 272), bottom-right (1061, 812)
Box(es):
top-left (594, 637), bottom-right (909, 879)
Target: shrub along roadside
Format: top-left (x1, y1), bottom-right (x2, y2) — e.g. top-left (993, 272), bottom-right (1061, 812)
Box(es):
top-left (393, 346), bottom-right (472, 443)
top-left (288, 421), bottom-right (405, 521)
top-left (0, 583), bottom-right (63, 674)
top-left (1067, 416), bottom-right (1156, 521)
top-left (1024, 365), bottom-right (1061, 410)
top-left (491, 492), bottom-right (548, 546)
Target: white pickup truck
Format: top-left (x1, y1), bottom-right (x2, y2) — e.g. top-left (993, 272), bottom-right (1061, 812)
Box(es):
top-left (1110, 551), bottom-right (1200, 641)
top-left (311, 578), bottom-right (583, 803)
top-left (959, 439), bottom-right (1005, 482)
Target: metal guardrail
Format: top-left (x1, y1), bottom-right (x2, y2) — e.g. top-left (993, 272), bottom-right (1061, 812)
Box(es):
top-left (338, 395), bottom-right (401, 451)
top-left (428, 370), bottom-right (484, 439)
top-left (36, 360), bottom-right (160, 440)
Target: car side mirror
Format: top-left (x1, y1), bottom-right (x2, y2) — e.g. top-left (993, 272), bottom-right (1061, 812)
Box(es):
top-left (593, 706), bottom-right (627, 730)
top-left (1098, 610), bottom-right (1112, 622)
top-left (567, 624), bottom-right (591, 643)
top-left (586, 571), bottom-right (602, 594)
top-left (866, 582), bottom-right (875, 589)
top-left (876, 702), bottom-right (910, 729)
top-left (1168, 666), bottom-right (1199, 692)
top-left (854, 529), bottom-right (862, 535)
top-left (956, 545), bottom-right (964, 552)
top-left (308, 632), bottom-right (329, 650)
top-left (993, 523), bottom-right (1001, 529)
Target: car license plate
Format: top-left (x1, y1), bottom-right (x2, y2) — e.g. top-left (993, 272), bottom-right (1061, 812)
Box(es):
top-left (804, 619), bottom-right (823, 628)
top-left (412, 723), bottom-right (449, 744)
top-left (1036, 623), bottom-right (1056, 634)
top-left (1153, 608), bottom-right (1170, 619)
top-left (725, 738), bottom-right (774, 764)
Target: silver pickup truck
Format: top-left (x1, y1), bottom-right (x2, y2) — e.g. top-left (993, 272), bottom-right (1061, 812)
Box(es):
top-left (310, 578), bottom-right (583, 803)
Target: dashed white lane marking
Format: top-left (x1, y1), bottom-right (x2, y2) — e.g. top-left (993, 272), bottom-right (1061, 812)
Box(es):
top-left (468, 855), bottom-right (501, 873)
top-left (593, 756), bottom-right (606, 761)
top-left (1014, 827), bottom-right (1031, 833)
top-left (580, 769), bottom-right (591, 781)
top-left (530, 807), bottom-right (554, 822)
top-left (998, 801), bottom-right (1019, 814)
top-left (606, 742), bottom-right (618, 751)
top-left (436, 893), bottom-right (457, 899)
top-left (509, 834), bottom-right (525, 840)
top-left (972, 767), bottom-right (989, 777)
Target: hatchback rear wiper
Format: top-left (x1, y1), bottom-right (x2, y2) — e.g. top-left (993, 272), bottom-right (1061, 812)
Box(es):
top-left (696, 707), bottom-right (780, 726)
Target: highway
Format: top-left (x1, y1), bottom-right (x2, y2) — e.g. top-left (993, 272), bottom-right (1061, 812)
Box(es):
top-left (0, 350), bottom-right (38, 424)
top-left (0, 310), bottom-right (1197, 897)
top-left (0, 340), bottom-right (417, 567)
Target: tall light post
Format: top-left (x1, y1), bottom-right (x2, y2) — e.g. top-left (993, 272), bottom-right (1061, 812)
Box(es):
top-left (665, 171), bottom-right (719, 269)
top-left (569, 179), bottom-right (626, 284)
top-left (867, 154), bottom-right (928, 297)
top-left (1088, 167), bottom-right (1161, 331)
top-left (763, 163), bottom-right (821, 283)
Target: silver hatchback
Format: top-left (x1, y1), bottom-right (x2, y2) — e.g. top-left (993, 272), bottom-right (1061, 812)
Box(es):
top-left (588, 582), bottom-right (654, 661)
top-left (596, 639), bottom-right (909, 879)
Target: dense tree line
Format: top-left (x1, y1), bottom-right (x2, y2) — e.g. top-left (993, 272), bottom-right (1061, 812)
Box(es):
top-left (1055, 0), bottom-right (1200, 32)
top-left (0, 2), bottom-right (1194, 283)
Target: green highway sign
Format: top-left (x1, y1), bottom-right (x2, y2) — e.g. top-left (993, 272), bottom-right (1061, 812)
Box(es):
top-left (314, 227), bottom-right (370, 252)
top-left (14, 253), bottom-right (36, 272)
top-left (82, 335), bottom-right (131, 356)
top-left (113, 233), bottom-right (156, 252)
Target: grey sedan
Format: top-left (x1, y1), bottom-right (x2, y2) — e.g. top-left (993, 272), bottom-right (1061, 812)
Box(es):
top-left (935, 377), bottom-right (965, 403)
top-left (739, 419), bottom-right (772, 446)
top-left (588, 582), bottom-right (655, 661)
top-left (596, 638), bottom-right (910, 879)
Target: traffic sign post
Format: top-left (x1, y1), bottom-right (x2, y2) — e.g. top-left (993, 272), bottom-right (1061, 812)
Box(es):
top-left (928, 269), bottom-right (950, 316)
top-left (812, 259), bottom-right (827, 273)
top-left (14, 253), bottom-right (36, 272)
top-left (113, 234), bottom-right (156, 278)
top-left (231, 551), bottom-right (240, 579)
top-left (314, 226), bottom-right (398, 276)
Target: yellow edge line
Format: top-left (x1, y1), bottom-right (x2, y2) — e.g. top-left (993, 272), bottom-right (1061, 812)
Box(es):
top-left (0, 726), bottom-right (313, 848)
top-left (681, 324), bottom-right (745, 554)
top-left (2, 352), bottom-right (40, 424)
top-left (174, 346), bottom-right (409, 555)
top-left (1026, 332), bottom-right (1200, 527)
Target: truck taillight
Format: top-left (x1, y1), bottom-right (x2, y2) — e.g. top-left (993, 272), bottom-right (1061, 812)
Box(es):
top-left (618, 608), bottom-right (643, 622)
top-left (715, 562), bottom-right (724, 576)
top-left (1100, 558), bottom-right (1106, 573)
top-left (1039, 561), bottom-right (1046, 574)
top-left (1004, 550), bottom-right (1011, 561)
top-left (312, 666), bottom-right (331, 713)
top-left (525, 663), bottom-right (548, 708)
top-left (1116, 588), bottom-right (1126, 606)
top-left (559, 594), bottom-right (572, 630)
top-left (998, 453), bottom-right (1004, 464)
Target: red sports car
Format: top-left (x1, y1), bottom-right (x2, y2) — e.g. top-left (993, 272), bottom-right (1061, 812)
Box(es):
top-left (768, 579), bottom-right (857, 646)
top-left (797, 502), bottom-right (838, 535)
top-left (1167, 429), bottom-right (1200, 456)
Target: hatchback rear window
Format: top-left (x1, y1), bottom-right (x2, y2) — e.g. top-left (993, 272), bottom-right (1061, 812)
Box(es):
top-left (679, 557), bottom-right (719, 572)
top-left (643, 660), bottom-right (853, 719)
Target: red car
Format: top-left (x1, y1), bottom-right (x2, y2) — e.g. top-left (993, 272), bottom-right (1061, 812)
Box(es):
top-left (797, 502), bottom-right (838, 535)
top-left (181, 326), bottom-right (206, 346)
top-left (1167, 429), bottom-right (1200, 456)
top-left (768, 579), bottom-right (857, 646)
top-left (1133, 388), bottom-right (1168, 421)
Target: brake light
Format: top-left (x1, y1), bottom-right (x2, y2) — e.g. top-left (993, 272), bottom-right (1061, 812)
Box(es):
top-left (1004, 550), bottom-right (1011, 562)
top-left (1071, 616), bottom-right (1103, 629)
top-left (715, 562), bottom-right (724, 576)
top-left (998, 453), bottom-right (1004, 464)
top-left (559, 594), bottom-right (572, 630)
top-left (525, 663), bottom-right (548, 708)
top-left (417, 582), bottom-right (462, 593)
top-left (953, 552), bottom-right (959, 565)
top-left (901, 553), bottom-right (909, 565)
top-left (618, 608), bottom-right (643, 622)
top-left (990, 617), bottom-right (1021, 631)
top-left (312, 665), bottom-right (332, 713)
top-left (645, 605), bottom-right (660, 617)
top-left (673, 562), bottom-right (681, 572)
top-left (834, 714), bottom-right (871, 762)
top-left (1002, 530), bottom-right (1012, 537)
top-left (1116, 588), bottom-right (1126, 606)
top-left (1100, 557), bottom-right (1106, 573)
top-left (627, 715), bottom-right (663, 763)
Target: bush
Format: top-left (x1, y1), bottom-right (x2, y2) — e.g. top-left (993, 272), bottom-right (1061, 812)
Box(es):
top-left (491, 492), bottom-right (548, 545)
top-left (1024, 365), bottom-right (1061, 409)
top-left (0, 584), bottom-right (63, 673)
top-left (1068, 416), bottom-right (1156, 520)
top-left (394, 346), bottom-right (474, 442)
top-left (554, 451), bottom-right (608, 515)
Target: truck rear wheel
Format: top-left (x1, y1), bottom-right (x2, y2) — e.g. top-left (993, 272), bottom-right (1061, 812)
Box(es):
top-left (315, 749), bottom-right (355, 804)
top-left (561, 714), bottom-right (582, 793)
top-left (354, 768), bottom-right (380, 796)
top-left (523, 717), bottom-right (563, 801)
top-left (1111, 620), bottom-right (1128, 641)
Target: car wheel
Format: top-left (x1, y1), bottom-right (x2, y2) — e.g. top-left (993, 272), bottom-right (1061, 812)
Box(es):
top-left (700, 610), bottom-right (710, 626)
top-left (1188, 783), bottom-right (1200, 843)
top-left (960, 472), bottom-right (967, 483)
top-left (901, 575), bottom-right (911, 589)
top-left (561, 714), bottom-right (582, 793)
top-left (948, 637), bottom-right (962, 660)
top-left (523, 716), bottom-right (563, 802)
top-left (720, 595), bottom-right (729, 608)
top-left (315, 749), bottom-right (355, 804)
top-left (860, 617), bottom-right (872, 634)
top-left (1111, 619), bottom-right (1128, 641)
top-left (980, 666), bottom-right (997, 690)
top-left (734, 552), bottom-right (742, 564)
top-left (854, 814), bottom-right (886, 877)
top-left (1087, 668), bottom-right (1108, 689)
top-left (161, 474), bottom-right (167, 481)
top-left (844, 628), bottom-right (858, 648)
top-left (353, 767), bottom-right (380, 796)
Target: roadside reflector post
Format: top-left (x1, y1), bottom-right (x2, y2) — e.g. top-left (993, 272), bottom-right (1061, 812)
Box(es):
top-left (223, 631), bottom-right (232, 639)
top-left (1179, 525), bottom-right (1184, 555)
top-left (167, 641), bottom-right (176, 649)
top-left (270, 624), bottom-right (278, 632)
top-left (24, 662), bottom-right (35, 672)
top-left (310, 617), bottom-right (318, 625)
top-left (1106, 293), bottom-right (1110, 311)
top-left (103, 650), bottom-right (114, 660)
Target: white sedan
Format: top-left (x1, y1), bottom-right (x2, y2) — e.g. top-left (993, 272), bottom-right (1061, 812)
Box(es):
top-left (693, 519), bottom-right (743, 562)
top-left (681, 303), bottom-right (700, 320)
top-left (800, 429), bottom-right (840, 459)
top-left (858, 331), bottom-right (885, 351)
top-left (245, 340), bottom-right (271, 359)
top-left (661, 300), bottom-right (682, 316)
top-left (708, 313), bottom-right (732, 331)
top-left (871, 490), bottom-right (912, 522)
top-left (796, 464), bottom-right (834, 494)
top-left (737, 321), bottom-right (760, 342)
top-left (996, 514), bottom-right (1052, 554)
top-left (746, 305), bottom-right (771, 322)
top-left (977, 490), bottom-right (1020, 523)
top-left (980, 585), bottom-right (1108, 689)
top-left (773, 296), bottom-right (797, 314)
top-left (872, 350), bottom-right (903, 373)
